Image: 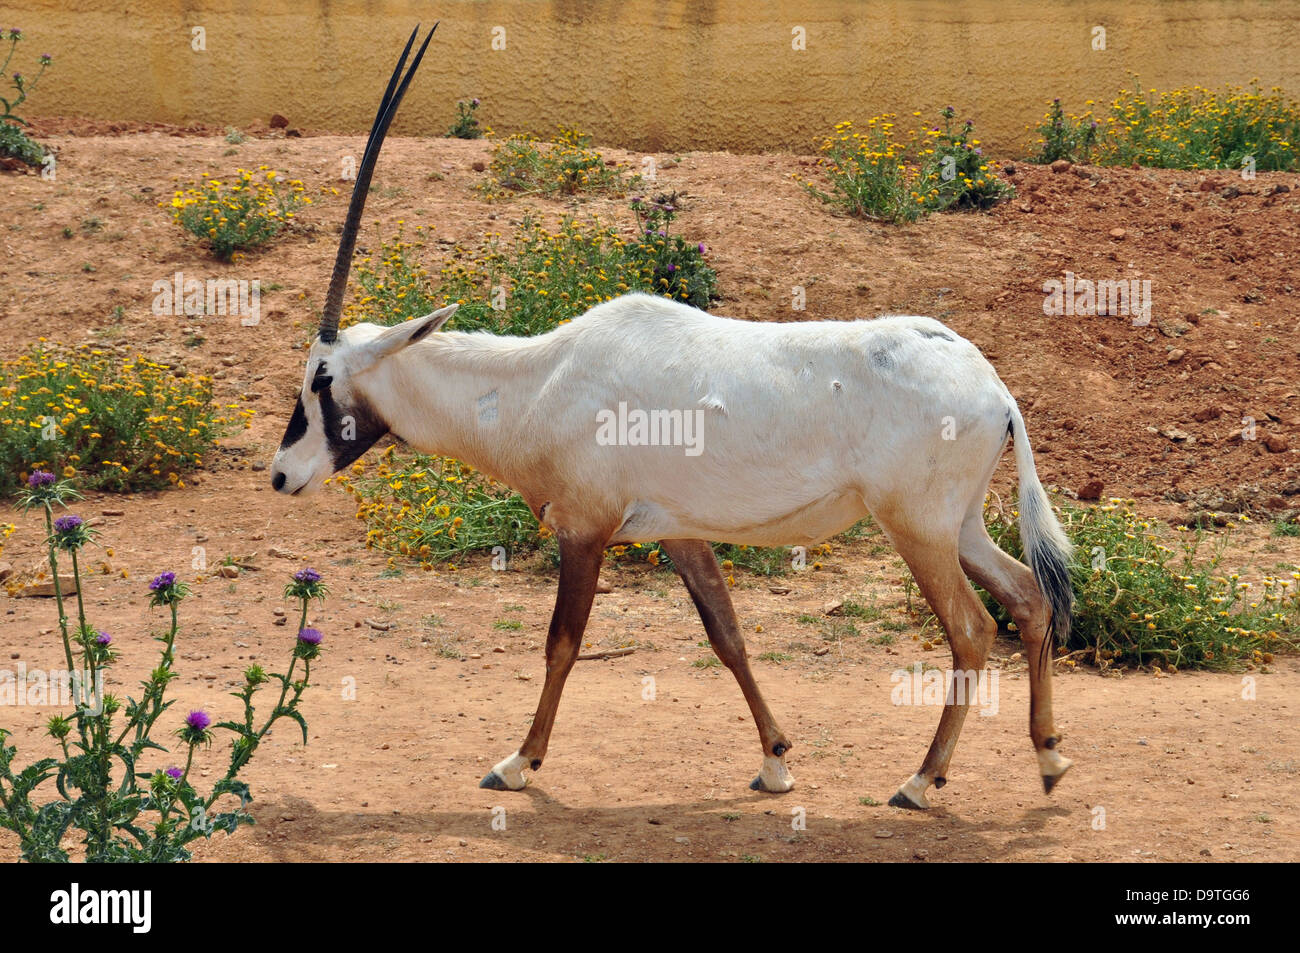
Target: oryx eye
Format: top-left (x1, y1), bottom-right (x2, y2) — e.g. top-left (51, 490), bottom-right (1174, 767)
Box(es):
top-left (311, 374), bottom-right (333, 393)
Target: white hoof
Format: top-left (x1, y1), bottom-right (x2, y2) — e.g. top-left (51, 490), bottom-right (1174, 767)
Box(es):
top-left (479, 751), bottom-right (529, 791)
top-left (888, 772), bottom-right (932, 810)
top-left (750, 755), bottom-right (795, 793)
top-left (1037, 748), bottom-right (1073, 794)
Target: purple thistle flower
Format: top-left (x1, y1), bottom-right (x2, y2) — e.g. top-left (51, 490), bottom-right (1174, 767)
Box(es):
top-left (697, 243), bottom-right (706, 255)
top-left (39, 53), bottom-right (51, 64)
top-left (27, 470), bottom-right (55, 487)
top-left (53, 515), bottom-right (83, 533)
top-left (12, 73), bottom-right (22, 83)
top-left (293, 567), bottom-right (321, 584)
top-left (149, 571), bottom-right (177, 591)
top-left (95, 632), bottom-right (112, 646)
top-left (165, 766), bottom-right (183, 780)
top-left (185, 710), bottom-right (211, 731)
top-left (9, 28), bottom-right (20, 39)
top-left (298, 628), bottom-right (323, 646)
top-left (471, 98), bottom-right (480, 107)
top-left (666, 263), bottom-right (677, 272)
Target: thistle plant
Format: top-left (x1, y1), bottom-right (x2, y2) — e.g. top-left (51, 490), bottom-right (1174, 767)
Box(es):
top-left (1, 27), bottom-right (53, 166)
top-left (0, 473), bottom-right (328, 862)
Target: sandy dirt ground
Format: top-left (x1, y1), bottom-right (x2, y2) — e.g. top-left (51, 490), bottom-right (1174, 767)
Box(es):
top-left (0, 126), bottom-right (1298, 861)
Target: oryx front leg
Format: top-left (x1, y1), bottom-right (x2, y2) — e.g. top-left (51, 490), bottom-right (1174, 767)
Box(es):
top-left (659, 538), bottom-right (795, 793)
top-left (479, 534), bottom-right (603, 791)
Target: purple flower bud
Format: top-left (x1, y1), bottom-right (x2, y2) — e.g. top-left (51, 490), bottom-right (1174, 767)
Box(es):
top-left (95, 632), bottom-right (112, 646)
top-left (53, 515), bottom-right (83, 533)
top-left (165, 766), bottom-right (183, 780)
top-left (667, 263), bottom-right (677, 272)
top-left (298, 628), bottom-right (323, 646)
top-left (471, 98), bottom-right (480, 107)
top-left (149, 571), bottom-right (177, 591)
top-left (27, 470), bottom-right (56, 487)
top-left (9, 28), bottom-right (20, 39)
top-left (293, 567), bottom-right (321, 584)
top-left (697, 243), bottom-right (706, 254)
top-left (185, 710), bottom-right (211, 731)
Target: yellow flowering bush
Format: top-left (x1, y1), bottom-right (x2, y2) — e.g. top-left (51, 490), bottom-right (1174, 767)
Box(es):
top-left (799, 108), bottom-right (1012, 223)
top-left (335, 449), bottom-right (546, 570)
top-left (168, 166), bottom-right (311, 261)
top-left (0, 344), bottom-right (245, 494)
top-left (1031, 80), bottom-right (1300, 171)
top-left (479, 126), bottom-right (639, 199)
top-left (982, 496), bottom-right (1299, 671)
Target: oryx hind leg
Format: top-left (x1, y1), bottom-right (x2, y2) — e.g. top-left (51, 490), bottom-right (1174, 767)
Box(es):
top-left (882, 526), bottom-right (997, 810)
top-left (958, 510), bottom-right (1072, 794)
top-left (659, 538), bottom-right (795, 793)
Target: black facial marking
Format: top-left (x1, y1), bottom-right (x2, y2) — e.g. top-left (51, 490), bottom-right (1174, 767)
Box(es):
top-left (311, 362), bottom-right (333, 393)
top-left (318, 386), bottom-right (390, 470)
top-left (279, 397), bottom-right (308, 448)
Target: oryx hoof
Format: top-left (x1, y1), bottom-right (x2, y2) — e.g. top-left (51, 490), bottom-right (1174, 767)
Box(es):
top-left (889, 773), bottom-right (931, 810)
top-left (479, 751), bottom-right (529, 791)
top-left (1037, 749), bottom-right (1073, 795)
top-left (749, 755), bottom-right (795, 793)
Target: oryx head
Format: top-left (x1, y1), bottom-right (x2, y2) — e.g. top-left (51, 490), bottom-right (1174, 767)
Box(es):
top-left (270, 24), bottom-right (455, 496)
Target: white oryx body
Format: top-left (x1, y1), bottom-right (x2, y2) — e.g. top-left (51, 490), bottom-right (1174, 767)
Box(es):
top-left (324, 294), bottom-right (1017, 553)
top-left (273, 26), bottom-right (1076, 812)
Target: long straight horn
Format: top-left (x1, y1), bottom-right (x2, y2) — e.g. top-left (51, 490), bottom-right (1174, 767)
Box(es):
top-left (318, 23), bottom-right (436, 343)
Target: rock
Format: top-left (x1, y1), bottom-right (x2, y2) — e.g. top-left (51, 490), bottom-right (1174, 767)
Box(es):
top-left (1193, 406), bottom-right (1222, 422)
top-left (594, 577), bottom-right (612, 594)
top-left (823, 599), bottom-right (844, 616)
top-left (492, 646), bottom-right (505, 653)
top-left (12, 575), bottom-right (78, 597)
top-left (1108, 227), bottom-right (1127, 241)
top-left (217, 565), bottom-right (239, 578)
top-left (1002, 163), bottom-right (1016, 175)
top-left (1167, 348), bottom-right (1186, 364)
top-left (1161, 426), bottom-right (1192, 442)
top-left (100, 509), bottom-right (125, 516)
top-left (269, 114), bottom-right (289, 129)
top-left (251, 461), bottom-right (267, 472)
top-left (1076, 480), bottom-right (1104, 501)
top-left (1158, 319), bottom-right (1191, 338)
top-left (768, 585), bottom-right (791, 595)
top-left (1263, 434), bottom-right (1289, 453)
top-left (874, 830), bottom-right (893, 839)
top-left (1198, 178), bottom-right (1221, 192)
top-left (0, 562), bottom-right (12, 582)
top-left (470, 160), bottom-right (486, 172)
top-left (267, 546), bottom-right (298, 559)
top-left (364, 618), bottom-right (392, 631)
top-left (1049, 159), bottom-right (1071, 173)
top-left (1221, 186), bottom-right (1242, 199)
top-left (1070, 164), bottom-right (1092, 179)
top-left (813, 647), bottom-right (831, 657)
top-left (273, 608), bottom-right (285, 617)
top-left (286, 129), bottom-right (302, 138)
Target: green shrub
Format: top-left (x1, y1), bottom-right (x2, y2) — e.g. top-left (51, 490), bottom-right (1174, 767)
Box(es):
top-left (167, 166), bottom-right (313, 261)
top-left (0, 476), bottom-right (326, 862)
top-left (0, 345), bottom-right (243, 495)
top-left (1031, 81), bottom-right (1300, 171)
top-left (1031, 98), bottom-right (1100, 164)
top-left (479, 126), bottom-right (639, 198)
top-left (980, 496), bottom-right (1299, 671)
top-left (799, 108), bottom-right (1013, 223)
top-left (447, 98), bottom-right (484, 139)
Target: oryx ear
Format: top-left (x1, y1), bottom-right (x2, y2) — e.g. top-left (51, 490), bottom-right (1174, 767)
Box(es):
top-left (361, 304), bottom-right (458, 363)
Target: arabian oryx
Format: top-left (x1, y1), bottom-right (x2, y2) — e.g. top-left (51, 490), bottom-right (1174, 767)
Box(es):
top-left (271, 26), bottom-right (1076, 810)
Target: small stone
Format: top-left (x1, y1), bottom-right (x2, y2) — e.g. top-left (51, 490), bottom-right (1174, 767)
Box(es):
top-left (492, 646), bottom-right (506, 654)
top-left (1108, 227), bottom-right (1127, 241)
top-left (874, 830), bottom-right (893, 839)
top-left (13, 575), bottom-right (79, 597)
top-left (1076, 479), bottom-right (1104, 501)
top-left (768, 586), bottom-right (791, 595)
top-left (594, 577), bottom-right (612, 594)
top-left (823, 599), bottom-right (844, 616)
top-left (365, 618), bottom-right (392, 631)
top-left (813, 647), bottom-right (830, 657)
top-left (469, 653), bottom-right (482, 660)
top-left (1167, 348), bottom-right (1186, 364)
top-left (1049, 159), bottom-right (1071, 173)
top-left (251, 461), bottom-right (267, 472)
top-left (100, 509), bottom-right (125, 516)
top-left (269, 114), bottom-right (289, 128)
top-left (1193, 406), bottom-right (1222, 422)
top-left (470, 160), bottom-right (486, 172)
top-left (217, 565), bottom-right (239, 578)
top-left (1263, 434), bottom-right (1289, 453)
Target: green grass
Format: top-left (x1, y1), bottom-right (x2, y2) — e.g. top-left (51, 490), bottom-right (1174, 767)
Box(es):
top-left (980, 496), bottom-right (1299, 670)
